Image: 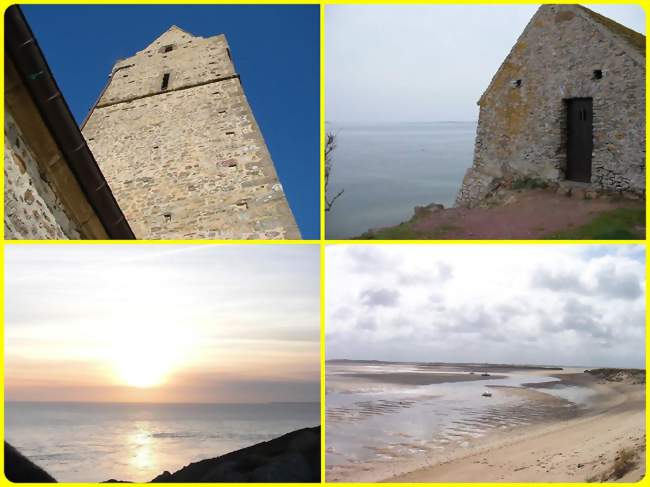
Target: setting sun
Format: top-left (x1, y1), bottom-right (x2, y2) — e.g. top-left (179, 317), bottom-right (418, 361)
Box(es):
top-left (115, 351), bottom-right (171, 388)
top-left (109, 320), bottom-right (189, 388)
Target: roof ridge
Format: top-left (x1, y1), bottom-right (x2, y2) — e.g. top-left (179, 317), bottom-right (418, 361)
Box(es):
top-left (574, 5), bottom-right (645, 57)
top-left (166, 24), bottom-right (196, 37)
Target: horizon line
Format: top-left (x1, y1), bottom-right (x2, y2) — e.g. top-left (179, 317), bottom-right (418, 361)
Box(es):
top-left (325, 358), bottom-right (646, 370)
top-left (4, 399), bottom-right (321, 405)
top-left (325, 120), bottom-right (479, 124)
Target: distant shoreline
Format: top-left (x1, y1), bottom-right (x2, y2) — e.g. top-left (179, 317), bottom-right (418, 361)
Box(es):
top-left (327, 358), bottom-right (642, 370)
top-left (325, 120), bottom-right (478, 125)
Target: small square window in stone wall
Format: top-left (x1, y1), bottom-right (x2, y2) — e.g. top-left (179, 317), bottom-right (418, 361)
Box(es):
top-left (217, 158), bottom-right (237, 168)
top-left (161, 73), bottom-right (170, 90)
top-left (593, 70), bottom-right (603, 80)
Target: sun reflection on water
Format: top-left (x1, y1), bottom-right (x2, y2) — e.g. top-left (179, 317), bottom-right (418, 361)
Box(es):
top-left (128, 424), bottom-right (158, 477)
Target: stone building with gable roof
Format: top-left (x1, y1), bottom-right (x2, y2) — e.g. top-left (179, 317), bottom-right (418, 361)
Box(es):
top-left (456, 4), bottom-right (645, 207)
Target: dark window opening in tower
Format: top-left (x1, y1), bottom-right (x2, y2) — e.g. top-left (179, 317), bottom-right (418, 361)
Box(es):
top-left (164, 213), bottom-right (172, 223)
top-left (593, 69), bottom-right (603, 80)
top-left (161, 73), bottom-right (170, 90)
top-left (164, 45), bottom-right (173, 53)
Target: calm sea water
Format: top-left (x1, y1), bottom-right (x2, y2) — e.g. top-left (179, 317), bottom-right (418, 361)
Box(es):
top-left (326, 363), bottom-right (593, 480)
top-left (325, 122), bottom-right (477, 239)
top-left (5, 402), bottom-right (320, 482)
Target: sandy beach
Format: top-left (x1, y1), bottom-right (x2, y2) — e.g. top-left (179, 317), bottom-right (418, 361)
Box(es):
top-left (327, 365), bottom-right (645, 483)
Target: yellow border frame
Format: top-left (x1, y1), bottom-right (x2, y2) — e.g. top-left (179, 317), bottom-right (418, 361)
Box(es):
top-left (1, 1), bottom-right (649, 487)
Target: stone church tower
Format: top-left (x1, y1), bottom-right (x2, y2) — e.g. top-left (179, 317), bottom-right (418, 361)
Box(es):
top-left (82, 26), bottom-right (300, 239)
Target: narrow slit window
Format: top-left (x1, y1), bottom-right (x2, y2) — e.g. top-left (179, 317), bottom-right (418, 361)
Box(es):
top-left (161, 73), bottom-right (170, 90)
top-left (163, 45), bottom-right (174, 53)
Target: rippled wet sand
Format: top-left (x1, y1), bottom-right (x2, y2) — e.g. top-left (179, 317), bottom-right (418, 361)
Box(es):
top-left (326, 362), bottom-right (588, 481)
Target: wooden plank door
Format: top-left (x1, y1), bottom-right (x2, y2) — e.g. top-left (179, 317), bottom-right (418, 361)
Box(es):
top-left (566, 98), bottom-right (593, 183)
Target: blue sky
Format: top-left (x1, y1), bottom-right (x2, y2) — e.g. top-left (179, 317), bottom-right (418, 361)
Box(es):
top-left (22, 5), bottom-right (320, 239)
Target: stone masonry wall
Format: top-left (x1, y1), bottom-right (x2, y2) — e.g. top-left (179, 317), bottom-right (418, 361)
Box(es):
top-left (456, 5), bottom-right (645, 207)
top-left (4, 110), bottom-right (78, 239)
top-left (82, 27), bottom-right (300, 239)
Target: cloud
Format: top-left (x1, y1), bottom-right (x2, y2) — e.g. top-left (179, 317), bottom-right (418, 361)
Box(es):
top-left (327, 245), bottom-right (645, 368)
top-left (360, 287), bottom-right (400, 307)
top-left (398, 262), bottom-right (452, 286)
top-left (355, 317), bottom-right (377, 331)
top-left (593, 261), bottom-right (642, 300)
top-left (532, 258), bottom-right (643, 301)
top-left (5, 245), bottom-right (320, 403)
top-left (531, 269), bottom-right (585, 293)
top-left (344, 245), bottom-right (399, 274)
top-left (549, 298), bottom-right (613, 342)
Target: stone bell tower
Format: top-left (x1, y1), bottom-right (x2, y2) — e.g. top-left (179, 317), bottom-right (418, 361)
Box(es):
top-left (82, 26), bottom-right (300, 239)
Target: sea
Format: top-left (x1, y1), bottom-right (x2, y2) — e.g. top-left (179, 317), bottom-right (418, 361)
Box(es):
top-left (5, 401), bottom-right (320, 482)
top-left (325, 121), bottom-right (477, 239)
top-left (326, 362), bottom-right (594, 481)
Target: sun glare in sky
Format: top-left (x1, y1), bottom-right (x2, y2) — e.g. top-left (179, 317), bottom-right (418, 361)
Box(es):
top-left (5, 245), bottom-right (320, 403)
top-left (109, 322), bottom-right (190, 388)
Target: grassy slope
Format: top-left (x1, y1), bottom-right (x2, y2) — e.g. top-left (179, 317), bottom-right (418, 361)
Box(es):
top-left (546, 208), bottom-right (645, 240)
top-left (356, 207), bottom-right (645, 240)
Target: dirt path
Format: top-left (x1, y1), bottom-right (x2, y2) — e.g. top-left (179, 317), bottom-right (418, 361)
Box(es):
top-left (363, 189), bottom-right (644, 239)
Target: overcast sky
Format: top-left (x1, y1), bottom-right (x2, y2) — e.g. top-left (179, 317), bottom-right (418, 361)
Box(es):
top-left (6, 245), bottom-right (320, 403)
top-left (326, 4), bottom-right (646, 123)
top-left (326, 245), bottom-right (645, 368)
